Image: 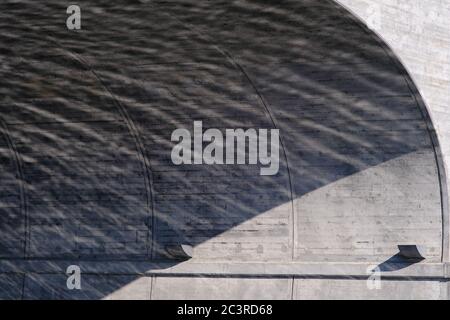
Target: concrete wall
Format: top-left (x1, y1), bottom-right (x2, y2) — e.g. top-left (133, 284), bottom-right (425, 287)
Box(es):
top-left (0, 0), bottom-right (448, 299)
top-left (0, 0), bottom-right (443, 263)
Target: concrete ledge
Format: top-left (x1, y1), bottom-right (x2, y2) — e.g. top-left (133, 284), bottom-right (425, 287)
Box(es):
top-left (0, 259), bottom-right (447, 280)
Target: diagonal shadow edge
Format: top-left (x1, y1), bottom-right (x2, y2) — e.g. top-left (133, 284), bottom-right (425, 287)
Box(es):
top-left (333, 0), bottom-right (449, 263)
top-left (0, 0), bottom-right (446, 299)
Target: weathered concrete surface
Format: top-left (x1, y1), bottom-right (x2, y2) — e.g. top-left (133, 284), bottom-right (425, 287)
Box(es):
top-left (23, 274), bottom-right (151, 300)
top-left (0, 0), bottom-right (448, 299)
top-left (335, 0), bottom-right (450, 260)
top-left (1, 259), bottom-right (450, 300)
top-left (152, 277), bottom-right (292, 300)
top-left (294, 279), bottom-right (446, 300)
top-left (0, 259), bottom-right (446, 278)
top-left (0, 274), bottom-right (24, 300)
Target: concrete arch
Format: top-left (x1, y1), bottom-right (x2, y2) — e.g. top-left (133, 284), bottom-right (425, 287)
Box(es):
top-left (0, 0), bottom-right (448, 299)
top-left (334, 0), bottom-right (450, 262)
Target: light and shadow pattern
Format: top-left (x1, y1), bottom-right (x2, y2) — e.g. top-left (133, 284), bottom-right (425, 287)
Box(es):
top-left (0, 0), bottom-right (444, 298)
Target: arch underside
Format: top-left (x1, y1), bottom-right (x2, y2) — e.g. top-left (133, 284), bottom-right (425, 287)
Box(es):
top-left (0, 0), bottom-right (444, 287)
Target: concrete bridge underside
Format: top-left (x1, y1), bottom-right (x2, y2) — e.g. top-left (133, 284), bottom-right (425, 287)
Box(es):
top-left (0, 0), bottom-right (449, 299)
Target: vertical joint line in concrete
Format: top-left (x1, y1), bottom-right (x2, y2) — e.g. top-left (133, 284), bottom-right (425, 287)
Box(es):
top-left (291, 276), bottom-right (295, 300)
top-left (150, 275), bottom-right (155, 300)
top-left (20, 272), bottom-right (26, 300)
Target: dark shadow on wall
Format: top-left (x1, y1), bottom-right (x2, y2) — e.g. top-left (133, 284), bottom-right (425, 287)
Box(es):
top-left (0, 0), bottom-right (442, 299)
top-left (376, 254), bottom-right (423, 272)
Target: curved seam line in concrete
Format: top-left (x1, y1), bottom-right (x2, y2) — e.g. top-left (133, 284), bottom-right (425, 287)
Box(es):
top-left (334, 0), bottom-right (450, 263)
top-left (222, 53), bottom-right (297, 261)
top-left (152, 4), bottom-right (297, 260)
top-left (400, 72), bottom-right (449, 263)
top-left (89, 68), bottom-right (157, 259)
top-left (59, 50), bottom-right (157, 260)
top-left (0, 118), bottom-right (28, 259)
